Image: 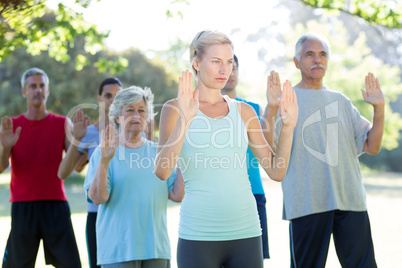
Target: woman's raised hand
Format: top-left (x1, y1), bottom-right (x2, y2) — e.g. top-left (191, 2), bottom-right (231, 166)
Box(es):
top-left (279, 80), bottom-right (298, 129)
top-left (100, 124), bottom-right (118, 163)
top-left (177, 70), bottom-right (199, 122)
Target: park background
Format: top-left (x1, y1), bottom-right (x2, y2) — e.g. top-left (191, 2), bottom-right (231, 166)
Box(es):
top-left (1, 0), bottom-right (402, 267)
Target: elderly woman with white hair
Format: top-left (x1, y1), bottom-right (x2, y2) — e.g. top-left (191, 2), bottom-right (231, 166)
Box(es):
top-left (84, 86), bottom-right (184, 268)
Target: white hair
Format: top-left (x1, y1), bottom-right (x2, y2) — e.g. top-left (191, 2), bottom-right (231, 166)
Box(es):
top-left (108, 86), bottom-right (154, 131)
top-left (21, 67), bottom-right (49, 88)
top-left (294, 32), bottom-right (331, 61)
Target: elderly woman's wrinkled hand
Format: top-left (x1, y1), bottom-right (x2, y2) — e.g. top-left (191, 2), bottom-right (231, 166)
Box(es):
top-left (100, 124), bottom-right (118, 163)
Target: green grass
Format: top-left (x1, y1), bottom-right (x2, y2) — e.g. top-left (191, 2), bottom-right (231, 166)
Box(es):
top-left (0, 170), bottom-right (88, 217)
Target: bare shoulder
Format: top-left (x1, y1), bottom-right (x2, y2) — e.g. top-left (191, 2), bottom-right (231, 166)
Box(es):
top-left (237, 101), bottom-right (257, 118)
top-left (161, 98), bottom-right (179, 119)
top-left (237, 101), bottom-right (260, 130)
top-left (163, 98), bottom-right (178, 110)
top-left (165, 98), bottom-right (178, 106)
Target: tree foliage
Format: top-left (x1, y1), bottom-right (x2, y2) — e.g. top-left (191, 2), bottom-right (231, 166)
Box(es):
top-left (165, 0), bottom-right (189, 19)
top-left (152, 38), bottom-right (189, 77)
top-left (0, 0), bottom-right (127, 72)
top-left (0, 38), bottom-right (178, 128)
top-left (281, 19), bottom-right (402, 151)
top-left (300, 0), bottom-right (402, 29)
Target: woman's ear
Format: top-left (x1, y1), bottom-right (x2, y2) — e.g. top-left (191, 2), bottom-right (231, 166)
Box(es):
top-left (192, 59), bottom-right (200, 73)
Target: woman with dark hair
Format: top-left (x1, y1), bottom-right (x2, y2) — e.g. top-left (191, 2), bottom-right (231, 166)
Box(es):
top-left (58, 77), bottom-right (122, 268)
top-left (85, 86), bottom-right (184, 267)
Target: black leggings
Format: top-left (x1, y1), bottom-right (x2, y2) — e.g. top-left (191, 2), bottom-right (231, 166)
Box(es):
top-left (86, 212), bottom-right (100, 268)
top-left (177, 236), bottom-right (263, 268)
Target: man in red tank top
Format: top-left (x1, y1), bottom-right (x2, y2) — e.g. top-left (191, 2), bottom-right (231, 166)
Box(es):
top-left (0, 67), bottom-right (81, 267)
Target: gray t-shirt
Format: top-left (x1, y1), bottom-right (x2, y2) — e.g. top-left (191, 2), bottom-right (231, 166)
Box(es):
top-left (275, 87), bottom-right (371, 220)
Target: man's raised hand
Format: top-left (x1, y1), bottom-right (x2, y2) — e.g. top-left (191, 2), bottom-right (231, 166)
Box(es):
top-left (267, 70), bottom-right (282, 108)
top-left (0, 116), bottom-right (21, 150)
top-left (361, 73), bottom-right (385, 108)
top-left (72, 109), bottom-right (90, 141)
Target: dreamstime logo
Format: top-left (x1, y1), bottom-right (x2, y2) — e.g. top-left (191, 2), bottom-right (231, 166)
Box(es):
top-left (302, 101), bottom-right (339, 167)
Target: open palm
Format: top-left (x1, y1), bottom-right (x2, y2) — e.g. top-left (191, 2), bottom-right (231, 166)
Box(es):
top-left (100, 125), bottom-right (117, 162)
top-left (279, 80), bottom-right (298, 129)
top-left (361, 72), bottom-right (385, 107)
top-left (72, 109), bottom-right (90, 141)
top-left (267, 70), bottom-right (282, 108)
top-left (0, 116), bottom-right (21, 149)
top-left (177, 70), bottom-right (199, 122)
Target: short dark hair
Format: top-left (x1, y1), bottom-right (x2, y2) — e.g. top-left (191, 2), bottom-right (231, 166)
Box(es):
top-left (98, 78), bottom-right (122, 96)
top-left (234, 54), bottom-right (238, 67)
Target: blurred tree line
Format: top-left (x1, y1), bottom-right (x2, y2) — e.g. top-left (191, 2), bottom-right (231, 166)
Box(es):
top-left (299, 0), bottom-right (402, 29)
top-left (2, 0), bottom-right (402, 171)
top-left (0, 11), bottom-right (178, 130)
top-left (0, 0), bottom-right (126, 72)
top-left (234, 0), bottom-right (402, 171)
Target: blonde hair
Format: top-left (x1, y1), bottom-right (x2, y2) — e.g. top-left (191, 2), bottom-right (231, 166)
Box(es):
top-left (189, 30), bottom-right (234, 76)
top-left (109, 86), bottom-right (154, 131)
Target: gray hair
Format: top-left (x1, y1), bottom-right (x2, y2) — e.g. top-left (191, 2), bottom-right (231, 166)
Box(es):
top-left (294, 32), bottom-right (331, 61)
top-left (189, 30), bottom-right (234, 76)
top-left (108, 86), bottom-right (154, 131)
top-left (21, 67), bottom-right (49, 88)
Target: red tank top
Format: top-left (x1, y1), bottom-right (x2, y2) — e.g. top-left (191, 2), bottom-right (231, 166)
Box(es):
top-left (10, 113), bottom-right (67, 202)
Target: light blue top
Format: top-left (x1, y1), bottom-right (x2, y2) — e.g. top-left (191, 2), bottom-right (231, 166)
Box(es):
top-left (78, 125), bottom-right (147, 212)
top-left (236, 97), bottom-right (265, 195)
top-left (84, 140), bottom-right (176, 265)
top-left (78, 124), bottom-right (100, 212)
top-left (178, 96), bottom-right (261, 241)
top-left (275, 87), bottom-right (371, 220)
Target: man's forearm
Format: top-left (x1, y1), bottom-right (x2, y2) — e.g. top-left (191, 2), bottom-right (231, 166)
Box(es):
top-left (365, 105), bottom-right (385, 154)
top-left (0, 146), bottom-right (11, 173)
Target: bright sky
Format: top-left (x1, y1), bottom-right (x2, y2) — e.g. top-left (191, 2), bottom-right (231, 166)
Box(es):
top-left (48, 0), bottom-right (291, 102)
top-left (81, 0), bottom-right (282, 50)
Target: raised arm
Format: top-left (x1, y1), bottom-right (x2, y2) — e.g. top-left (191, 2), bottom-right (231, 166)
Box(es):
top-left (261, 71), bottom-right (282, 151)
top-left (74, 152), bottom-right (89, 173)
top-left (88, 125), bottom-right (117, 205)
top-left (145, 118), bottom-right (156, 142)
top-left (58, 109), bottom-right (90, 180)
top-left (0, 116), bottom-right (21, 173)
top-left (154, 70), bottom-right (199, 180)
top-left (362, 72), bottom-right (385, 155)
top-left (168, 168), bottom-right (185, 202)
top-left (244, 80), bottom-right (298, 182)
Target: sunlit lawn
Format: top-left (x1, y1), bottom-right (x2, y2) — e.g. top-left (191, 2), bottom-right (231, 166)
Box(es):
top-left (1, 168), bottom-right (402, 268)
